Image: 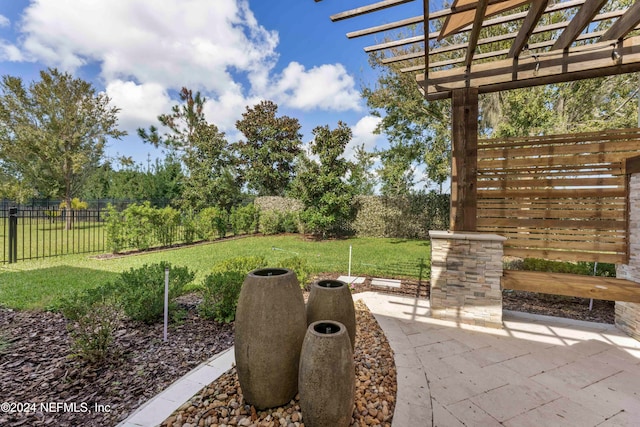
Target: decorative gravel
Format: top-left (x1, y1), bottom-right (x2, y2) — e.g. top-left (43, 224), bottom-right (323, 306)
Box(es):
top-left (161, 299), bottom-right (397, 427)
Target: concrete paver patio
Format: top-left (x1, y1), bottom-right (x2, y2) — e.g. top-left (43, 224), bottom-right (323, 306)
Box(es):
top-left (358, 292), bottom-right (640, 427)
top-left (120, 291), bottom-right (640, 426)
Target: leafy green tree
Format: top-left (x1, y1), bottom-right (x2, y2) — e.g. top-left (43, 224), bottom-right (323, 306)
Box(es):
top-left (348, 144), bottom-right (377, 195)
top-left (235, 100), bottom-right (302, 196)
top-left (290, 122), bottom-right (355, 237)
top-left (0, 68), bottom-right (125, 226)
top-left (138, 87), bottom-right (240, 210)
top-left (363, 51), bottom-right (451, 192)
top-left (377, 142), bottom-right (425, 196)
top-left (181, 124), bottom-right (241, 211)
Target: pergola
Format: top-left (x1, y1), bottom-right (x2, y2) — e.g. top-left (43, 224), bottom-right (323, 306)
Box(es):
top-left (316, 0), bottom-right (640, 233)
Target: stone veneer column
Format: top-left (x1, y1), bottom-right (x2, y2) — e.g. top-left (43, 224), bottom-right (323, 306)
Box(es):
top-left (615, 173), bottom-right (640, 340)
top-left (429, 231), bottom-right (506, 328)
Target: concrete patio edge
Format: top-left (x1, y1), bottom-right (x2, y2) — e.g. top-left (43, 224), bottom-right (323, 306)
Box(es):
top-left (117, 346), bottom-right (235, 427)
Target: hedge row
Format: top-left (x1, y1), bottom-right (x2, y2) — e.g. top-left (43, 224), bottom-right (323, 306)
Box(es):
top-left (105, 194), bottom-right (450, 252)
top-left (352, 194), bottom-right (449, 239)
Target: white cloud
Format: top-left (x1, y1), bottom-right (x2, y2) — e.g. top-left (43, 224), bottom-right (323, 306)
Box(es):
top-left (105, 80), bottom-right (171, 132)
top-left (267, 62), bottom-right (361, 112)
top-left (346, 115), bottom-right (383, 160)
top-left (8, 0), bottom-right (363, 139)
top-left (0, 40), bottom-right (25, 61)
top-left (17, 0), bottom-right (279, 93)
top-left (203, 89), bottom-right (262, 137)
top-left (0, 15), bottom-right (10, 27)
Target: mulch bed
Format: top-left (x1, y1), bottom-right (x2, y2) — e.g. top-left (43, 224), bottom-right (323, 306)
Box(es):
top-left (0, 297), bottom-right (233, 427)
top-left (0, 272), bottom-right (616, 427)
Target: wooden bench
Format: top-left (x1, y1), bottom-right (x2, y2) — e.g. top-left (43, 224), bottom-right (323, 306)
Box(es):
top-left (502, 270), bottom-right (640, 303)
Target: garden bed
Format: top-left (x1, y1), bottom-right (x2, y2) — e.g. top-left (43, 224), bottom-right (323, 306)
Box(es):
top-left (0, 298), bottom-right (233, 427)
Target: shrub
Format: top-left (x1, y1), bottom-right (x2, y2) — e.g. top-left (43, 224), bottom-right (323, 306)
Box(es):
top-left (105, 204), bottom-right (126, 253)
top-left (59, 198), bottom-right (89, 210)
top-left (197, 207), bottom-right (228, 241)
top-left (151, 206), bottom-right (181, 247)
top-left (276, 256), bottom-right (312, 289)
top-left (58, 282), bottom-right (119, 321)
top-left (68, 301), bottom-right (122, 363)
top-left (211, 256), bottom-right (267, 275)
top-left (230, 204), bottom-right (259, 235)
top-left (521, 258), bottom-right (616, 277)
top-left (59, 284), bottom-right (121, 363)
top-left (280, 211), bottom-right (301, 233)
top-left (258, 210), bottom-right (282, 235)
top-left (122, 202), bottom-right (155, 250)
top-left (182, 211), bottom-right (198, 244)
top-left (115, 262), bottom-right (195, 324)
top-left (198, 271), bottom-right (245, 323)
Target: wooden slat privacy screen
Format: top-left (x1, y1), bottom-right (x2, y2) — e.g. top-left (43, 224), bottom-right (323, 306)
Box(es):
top-left (476, 128), bottom-right (640, 264)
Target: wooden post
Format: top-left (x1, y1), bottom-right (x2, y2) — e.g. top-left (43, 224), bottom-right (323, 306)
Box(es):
top-left (450, 87), bottom-right (478, 231)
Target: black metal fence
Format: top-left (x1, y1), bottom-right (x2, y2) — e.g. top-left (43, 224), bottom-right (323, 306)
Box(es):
top-left (1, 205), bottom-right (106, 264)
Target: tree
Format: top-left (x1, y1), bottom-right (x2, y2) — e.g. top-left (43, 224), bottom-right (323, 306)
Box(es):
top-left (235, 100), bottom-right (302, 196)
top-left (363, 50), bottom-right (451, 191)
top-left (181, 124), bottom-right (242, 211)
top-left (348, 144), bottom-right (377, 195)
top-left (0, 68), bottom-right (125, 227)
top-left (139, 88), bottom-right (241, 210)
top-left (290, 122), bottom-right (355, 237)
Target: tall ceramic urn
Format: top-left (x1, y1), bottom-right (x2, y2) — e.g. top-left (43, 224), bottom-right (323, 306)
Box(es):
top-left (299, 320), bottom-right (355, 427)
top-left (235, 268), bottom-right (306, 409)
top-left (306, 279), bottom-right (356, 349)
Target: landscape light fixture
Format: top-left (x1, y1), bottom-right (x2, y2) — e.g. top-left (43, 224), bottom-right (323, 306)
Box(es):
top-left (533, 55), bottom-right (540, 73)
top-left (612, 44), bottom-right (621, 61)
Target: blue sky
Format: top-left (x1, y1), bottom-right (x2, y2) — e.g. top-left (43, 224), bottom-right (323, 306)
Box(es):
top-left (0, 0), bottom-right (427, 169)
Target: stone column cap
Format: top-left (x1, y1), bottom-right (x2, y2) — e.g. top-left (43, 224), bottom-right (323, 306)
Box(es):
top-left (429, 230), bottom-right (507, 242)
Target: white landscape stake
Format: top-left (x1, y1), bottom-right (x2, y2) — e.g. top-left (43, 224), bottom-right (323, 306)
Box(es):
top-left (348, 245), bottom-right (352, 278)
top-left (164, 266), bottom-right (169, 342)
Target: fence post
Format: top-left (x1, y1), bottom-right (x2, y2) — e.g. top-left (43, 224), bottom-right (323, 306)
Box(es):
top-left (417, 257), bottom-right (424, 297)
top-left (9, 207), bottom-right (17, 263)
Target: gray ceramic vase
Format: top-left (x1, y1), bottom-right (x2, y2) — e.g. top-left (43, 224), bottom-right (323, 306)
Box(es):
top-left (235, 268), bottom-right (307, 409)
top-left (306, 279), bottom-right (356, 349)
top-left (299, 320), bottom-right (355, 427)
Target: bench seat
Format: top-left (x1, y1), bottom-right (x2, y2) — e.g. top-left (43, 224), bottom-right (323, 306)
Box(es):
top-left (502, 270), bottom-right (640, 303)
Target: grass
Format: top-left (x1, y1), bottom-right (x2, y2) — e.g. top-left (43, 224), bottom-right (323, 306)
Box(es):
top-left (0, 217), bottom-right (106, 261)
top-left (0, 235), bottom-right (430, 311)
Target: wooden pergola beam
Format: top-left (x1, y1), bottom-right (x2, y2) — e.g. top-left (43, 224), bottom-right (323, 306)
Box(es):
top-left (599, 0), bottom-right (640, 42)
top-left (365, 35), bottom-right (426, 53)
top-left (330, 0), bottom-right (416, 22)
top-left (384, 11), bottom-right (627, 66)
top-left (552, 0), bottom-right (608, 50)
top-left (420, 34), bottom-right (640, 100)
top-left (347, 15), bottom-right (423, 39)
top-left (508, 0), bottom-right (549, 58)
top-left (410, 28), bottom-right (609, 72)
top-left (465, 0), bottom-right (489, 67)
top-left (357, 0), bottom-right (586, 44)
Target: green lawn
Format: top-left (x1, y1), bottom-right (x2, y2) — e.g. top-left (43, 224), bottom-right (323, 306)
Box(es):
top-left (0, 217), bottom-right (106, 261)
top-left (0, 235), bottom-right (430, 311)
